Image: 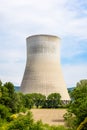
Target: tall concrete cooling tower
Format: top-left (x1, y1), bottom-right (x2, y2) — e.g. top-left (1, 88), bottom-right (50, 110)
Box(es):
top-left (21, 34), bottom-right (70, 101)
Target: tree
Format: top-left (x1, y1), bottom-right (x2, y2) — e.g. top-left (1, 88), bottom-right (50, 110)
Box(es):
top-left (70, 80), bottom-right (87, 100)
top-left (31, 93), bottom-right (46, 108)
top-left (2, 82), bottom-right (16, 113)
top-left (4, 82), bottom-right (15, 98)
top-left (0, 81), bottom-right (25, 113)
top-left (0, 104), bottom-right (10, 119)
top-left (0, 80), bottom-right (2, 87)
top-left (68, 80), bottom-right (87, 126)
top-left (47, 93), bottom-right (61, 108)
top-left (24, 94), bottom-right (34, 109)
top-left (0, 86), bottom-right (10, 106)
top-left (10, 92), bottom-right (26, 113)
top-left (0, 81), bottom-right (2, 98)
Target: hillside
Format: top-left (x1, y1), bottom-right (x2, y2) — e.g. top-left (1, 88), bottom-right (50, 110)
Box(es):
top-left (14, 86), bottom-right (74, 92)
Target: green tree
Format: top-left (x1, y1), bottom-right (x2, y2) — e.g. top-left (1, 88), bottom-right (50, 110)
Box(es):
top-left (10, 92), bottom-right (26, 113)
top-left (0, 82), bottom-right (15, 110)
top-left (70, 80), bottom-right (87, 100)
top-left (0, 81), bottom-right (25, 113)
top-left (31, 93), bottom-right (46, 108)
top-left (47, 93), bottom-right (61, 108)
top-left (0, 104), bottom-right (10, 119)
top-left (24, 94), bottom-right (34, 109)
top-left (0, 86), bottom-right (10, 106)
top-left (4, 82), bottom-right (15, 98)
top-left (67, 80), bottom-right (87, 127)
top-left (0, 81), bottom-right (2, 98)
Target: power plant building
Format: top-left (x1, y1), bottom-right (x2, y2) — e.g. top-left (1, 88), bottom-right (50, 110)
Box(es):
top-left (21, 34), bottom-right (70, 101)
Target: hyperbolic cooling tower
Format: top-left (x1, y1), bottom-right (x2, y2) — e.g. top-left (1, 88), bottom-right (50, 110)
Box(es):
top-left (21, 34), bottom-right (70, 101)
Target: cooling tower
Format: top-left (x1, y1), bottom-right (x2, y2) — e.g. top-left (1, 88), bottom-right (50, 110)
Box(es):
top-left (21, 34), bottom-right (70, 101)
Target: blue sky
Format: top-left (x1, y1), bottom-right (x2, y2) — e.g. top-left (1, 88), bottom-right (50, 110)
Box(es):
top-left (0, 0), bottom-right (87, 87)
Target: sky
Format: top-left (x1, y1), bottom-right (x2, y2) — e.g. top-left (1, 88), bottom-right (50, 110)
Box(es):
top-left (0, 0), bottom-right (87, 87)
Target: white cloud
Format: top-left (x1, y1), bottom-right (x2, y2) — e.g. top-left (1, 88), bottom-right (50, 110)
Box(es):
top-left (0, 62), bottom-right (25, 85)
top-left (0, 0), bottom-right (87, 39)
top-left (0, 0), bottom-right (87, 86)
top-left (62, 63), bottom-right (87, 87)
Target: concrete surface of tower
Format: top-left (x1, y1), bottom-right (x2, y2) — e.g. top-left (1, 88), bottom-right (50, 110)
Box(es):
top-left (21, 34), bottom-right (70, 101)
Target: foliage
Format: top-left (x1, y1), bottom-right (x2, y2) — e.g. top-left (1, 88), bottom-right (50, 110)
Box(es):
top-left (0, 82), bottom-right (26, 115)
top-left (47, 93), bottom-right (61, 108)
top-left (4, 82), bottom-right (15, 98)
top-left (0, 80), bottom-right (2, 86)
top-left (0, 80), bottom-right (64, 111)
top-left (69, 97), bottom-right (87, 124)
top-left (0, 104), bottom-right (10, 119)
top-left (9, 114), bottom-right (18, 121)
top-left (24, 93), bottom-right (61, 109)
top-left (7, 111), bottom-right (33, 130)
top-left (0, 81), bottom-right (2, 97)
top-left (0, 80), bottom-right (70, 130)
top-left (31, 120), bottom-right (47, 130)
top-left (69, 80), bottom-right (87, 124)
top-left (32, 120), bottom-right (70, 130)
top-left (24, 94), bottom-right (34, 108)
top-left (0, 82), bottom-right (16, 113)
top-left (31, 93), bottom-right (46, 108)
top-left (65, 79), bottom-right (87, 129)
top-left (77, 117), bottom-right (87, 130)
top-left (63, 111), bottom-right (77, 130)
top-left (0, 120), bottom-right (8, 130)
top-left (70, 80), bottom-right (87, 100)
top-left (12, 92), bottom-right (26, 113)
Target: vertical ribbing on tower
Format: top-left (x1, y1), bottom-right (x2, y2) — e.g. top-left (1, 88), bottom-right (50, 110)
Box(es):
top-left (21, 34), bottom-right (70, 101)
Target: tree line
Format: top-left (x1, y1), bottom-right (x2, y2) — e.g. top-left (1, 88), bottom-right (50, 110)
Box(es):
top-left (0, 80), bottom-right (70, 130)
top-left (64, 79), bottom-right (87, 130)
top-left (0, 80), bottom-right (62, 120)
top-left (1, 79), bottom-right (87, 130)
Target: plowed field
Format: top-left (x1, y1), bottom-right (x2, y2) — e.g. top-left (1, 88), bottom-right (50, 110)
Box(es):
top-left (31, 109), bottom-right (67, 126)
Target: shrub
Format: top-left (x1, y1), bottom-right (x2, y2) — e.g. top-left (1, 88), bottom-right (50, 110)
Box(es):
top-left (0, 104), bottom-right (10, 119)
top-left (77, 117), bottom-right (87, 130)
top-left (7, 111), bottom-right (33, 130)
top-left (0, 119), bottom-right (8, 130)
top-left (63, 112), bottom-right (77, 130)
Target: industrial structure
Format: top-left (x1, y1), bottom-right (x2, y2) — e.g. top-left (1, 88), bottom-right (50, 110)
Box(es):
top-left (21, 34), bottom-right (70, 101)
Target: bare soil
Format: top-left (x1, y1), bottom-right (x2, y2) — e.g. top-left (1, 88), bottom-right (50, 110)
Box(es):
top-left (31, 109), bottom-right (67, 126)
